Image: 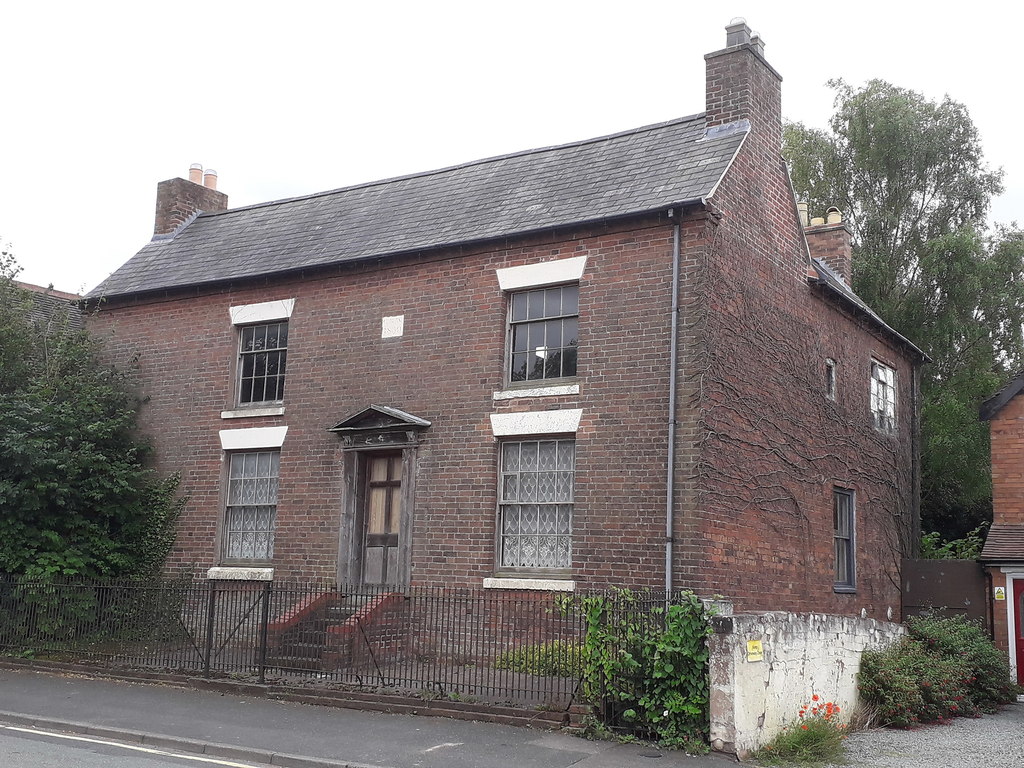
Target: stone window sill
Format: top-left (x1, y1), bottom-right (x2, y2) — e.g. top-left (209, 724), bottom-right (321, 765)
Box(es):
top-left (207, 567), bottom-right (274, 581)
top-left (492, 383), bottom-right (579, 401)
top-left (483, 577), bottom-right (576, 592)
top-left (221, 406), bottom-right (286, 419)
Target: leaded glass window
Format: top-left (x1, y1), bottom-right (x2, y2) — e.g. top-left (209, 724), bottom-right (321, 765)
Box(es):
top-left (509, 285), bottom-right (578, 383)
top-left (833, 487), bottom-right (855, 590)
top-left (224, 451), bottom-right (279, 561)
top-left (239, 322), bottom-right (288, 404)
top-left (870, 361), bottom-right (896, 432)
top-left (499, 439), bottom-right (574, 569)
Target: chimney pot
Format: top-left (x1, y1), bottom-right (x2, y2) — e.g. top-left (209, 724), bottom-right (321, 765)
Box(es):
top-left (810, 216), bottom-right (826, 226)
top-left (188, 163), bottom-right (203, 184)
top-left (749, 32), bottom-right (766, 57)
top-left (725, 17), bottom-right (752, 47)
top-left (203, 169), bottom-right (218, 190)
top-left (826, 207), bottom-right (842, 225)
top-left (797, 201), bottom-right (809, 228)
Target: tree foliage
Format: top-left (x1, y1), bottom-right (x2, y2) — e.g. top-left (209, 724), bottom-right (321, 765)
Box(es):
top-left (784, 80), bottom-right (1024, 539)
top-left (0, 249), bottom-right (182, 578)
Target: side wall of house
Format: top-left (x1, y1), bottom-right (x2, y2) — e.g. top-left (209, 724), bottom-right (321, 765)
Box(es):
top-left (987, 398), bottom-right (1024, 658)
top-left (684, 140), bottom-right (916, 616)
top-left (89, 214), bottom-right (696, 589)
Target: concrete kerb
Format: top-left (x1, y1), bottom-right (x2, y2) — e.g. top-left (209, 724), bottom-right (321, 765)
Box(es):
top-left (0, 710), bottom-right (387, 768)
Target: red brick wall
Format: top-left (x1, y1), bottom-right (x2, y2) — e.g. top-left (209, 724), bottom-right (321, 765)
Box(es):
top-left (89, 214), bottom-right (692, 589)
top-left (677, 72), bottom-right (917, 616)
top-left (990, 396), bottom-right (1024, 526)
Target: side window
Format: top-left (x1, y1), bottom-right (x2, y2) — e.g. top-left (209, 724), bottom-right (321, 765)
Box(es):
top-left (498, 439), bottom-right (575, 570)
top-left (825, 358), bottom-right (837, 401)
top-left (833, 487), bottom-right (855, 591)
top-left (870, 360), bottom-right (896, 432)
top-left (223, 450), bottom-right (280, 562)
top-left (508, 285), bottom-right (579, 384)
top-left (238, 321), bottom-right (288, 405)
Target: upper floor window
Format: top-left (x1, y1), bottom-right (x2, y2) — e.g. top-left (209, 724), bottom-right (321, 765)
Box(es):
top-left (870, 361), bottom-right (896, 432)
top-left (239, 321), bottom-right (288, 404)
top-left (509, 284), bottom-right (578, 384)
top-left (825, 358), bottom-right (837, 401)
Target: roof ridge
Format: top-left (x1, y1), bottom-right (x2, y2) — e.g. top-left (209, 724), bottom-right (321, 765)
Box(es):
top-left (197, 112), bottom-right (709, 219)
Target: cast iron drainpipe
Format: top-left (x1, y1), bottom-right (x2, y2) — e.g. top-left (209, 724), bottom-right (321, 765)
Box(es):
top-left (665, 206), bottom-right (682, 594)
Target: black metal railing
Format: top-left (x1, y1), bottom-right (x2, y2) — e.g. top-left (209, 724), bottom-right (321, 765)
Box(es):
top-left (0, 575), bottom-right (697, 710)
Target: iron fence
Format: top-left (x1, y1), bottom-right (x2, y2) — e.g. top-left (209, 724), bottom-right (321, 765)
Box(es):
top-left (0, 575), bottom-right (697, 710)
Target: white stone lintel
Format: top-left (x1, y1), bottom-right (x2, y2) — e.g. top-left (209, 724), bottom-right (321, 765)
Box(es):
top-left (229, 298), bottom-right (296, 325)
top-left (219, 426), bottom-right (288, 450)
top-left (493, 383), bottom-right (579, 401)
top-left (207, 567), bottom-right (274, 581)
top-left (496, 256), bottom-right (587, 291)
top-left (489, 409), bottom-right (582, 437)
top-left (483, 577), bottom-right (576, 592)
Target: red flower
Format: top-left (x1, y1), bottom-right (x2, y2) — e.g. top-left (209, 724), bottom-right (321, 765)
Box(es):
top-left (812, 694), bottom-right (820, 702)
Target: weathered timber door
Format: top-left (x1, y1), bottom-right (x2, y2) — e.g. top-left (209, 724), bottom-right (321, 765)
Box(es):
top-left (362, 453), bottom-right (402, 584)
top-left (1015, 578), bottom-right (1024, 685)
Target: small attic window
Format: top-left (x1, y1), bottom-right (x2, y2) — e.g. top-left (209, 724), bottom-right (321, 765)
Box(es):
top-left (825, 359), bottom-right (837, 401)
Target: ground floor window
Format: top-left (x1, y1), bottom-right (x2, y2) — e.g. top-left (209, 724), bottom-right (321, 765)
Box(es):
top-left (224, 450), bottom-right (280, 561)
top-left (499, 439), bottom-right (574, 569)
top-left (833, 487), bottom-right (855, 590)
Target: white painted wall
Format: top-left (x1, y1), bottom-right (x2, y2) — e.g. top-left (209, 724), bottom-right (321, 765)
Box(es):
top-left (708, 611), bottom-right (905, 757)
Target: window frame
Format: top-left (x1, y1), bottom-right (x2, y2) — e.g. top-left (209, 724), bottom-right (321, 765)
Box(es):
top-left (495, 437), bottom-right (575, 575)
top-left (833, 487), bottom-right (856, 592)
top-left (236, 320), bottom-right (289, 406)
top-left (221, 449), bottom-right (281, 564)
top-left (825, 358), bottom-right (837, 401)
top-left (870, 360), bottom-right (896, 432)
top-left (504, 282), bottom-right (580, 388)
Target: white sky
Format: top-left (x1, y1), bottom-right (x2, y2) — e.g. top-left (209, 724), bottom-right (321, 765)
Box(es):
top-left (3, 1), bottom-right (1021, 294)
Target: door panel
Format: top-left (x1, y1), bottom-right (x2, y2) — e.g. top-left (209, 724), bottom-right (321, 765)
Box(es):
top-left (362, 454), bottom-right (402, 585)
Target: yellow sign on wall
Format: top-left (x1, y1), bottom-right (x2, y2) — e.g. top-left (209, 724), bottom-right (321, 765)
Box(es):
top-left (746, 639), bottom-right (764, 662)
top-left (994, 586), bottom-right (1006, 601)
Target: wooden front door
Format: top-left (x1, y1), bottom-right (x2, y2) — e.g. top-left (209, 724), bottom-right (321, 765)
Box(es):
top-left (362, 453), bottom-right (402, 584)
top-left (1015, 578), bottom-right (1024, 685)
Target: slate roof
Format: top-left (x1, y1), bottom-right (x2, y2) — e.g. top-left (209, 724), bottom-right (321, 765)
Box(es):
top-left (979, 523), bottom-right (1024, 562)
top-left (807, 259), bottom-right (928, 361)
top-left (88, 114), bottom-right (747, 299)
top-left (980, 371), bottom-right (1024, 420)
top-left (16, 281), bottom-right (84, 332)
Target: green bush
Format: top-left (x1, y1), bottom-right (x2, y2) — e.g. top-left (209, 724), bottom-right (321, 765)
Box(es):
top-left (494, 640), bottom-right (582, 677)
top-left (859, 615), bottom-right (1016, 727)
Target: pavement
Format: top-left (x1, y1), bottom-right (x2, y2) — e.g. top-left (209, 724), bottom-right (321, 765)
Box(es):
top-left (0, 667), bottom-right (737, 768)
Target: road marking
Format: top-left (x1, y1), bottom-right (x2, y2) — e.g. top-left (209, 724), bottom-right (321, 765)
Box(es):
top-left (0, 724), bottom-right (267, 767)
top-left (422, 741), bottom-right (463, 752)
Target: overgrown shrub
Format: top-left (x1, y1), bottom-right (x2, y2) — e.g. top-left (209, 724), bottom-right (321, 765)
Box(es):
top-left (494, 640), bottom-right (582, 677)
top-left (859, 615), bottom-right (1016, 727)
top-left (580, 590), bottom-right (711, 751)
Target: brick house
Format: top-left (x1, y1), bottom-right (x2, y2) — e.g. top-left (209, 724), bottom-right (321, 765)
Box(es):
top-left (86, 21), bottom-right (923, 617)
top-left (979, 378), bottom-right (1024, 684)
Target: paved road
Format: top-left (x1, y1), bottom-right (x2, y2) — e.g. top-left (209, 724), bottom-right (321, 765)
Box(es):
top-left (0, 724), bottom-right (272, 768)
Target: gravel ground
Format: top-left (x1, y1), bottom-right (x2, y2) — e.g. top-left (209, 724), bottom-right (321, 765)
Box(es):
top-left (827, 702), bottom-right (1024, 767)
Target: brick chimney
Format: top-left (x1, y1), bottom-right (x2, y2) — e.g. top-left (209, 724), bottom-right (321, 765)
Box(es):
top-left (705, 18), bottom-right (783, 152)
top-left (153, 164), bottom-right (228, 236)
top-left (805, 207), bottom-right (854, 284)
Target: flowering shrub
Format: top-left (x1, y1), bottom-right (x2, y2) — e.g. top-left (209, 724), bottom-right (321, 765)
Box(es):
top-left (752, 695), bottom-right (847, 765)
top-left (859, 615), bottom-right (1017, 728)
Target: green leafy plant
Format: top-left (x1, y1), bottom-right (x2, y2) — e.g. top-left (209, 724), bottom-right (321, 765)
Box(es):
top-left (919, 523), bottom-right (987, 560)
top-left (580, 590), bottom-right (711, 751)
top-left (859, 615), bottom-right (1016, 727)
top-left (494, 640), bottom-right (582, 677)
top-left (753, 696), bottom-right (847, 765)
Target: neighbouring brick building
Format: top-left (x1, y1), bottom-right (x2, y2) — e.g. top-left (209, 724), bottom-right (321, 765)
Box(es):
top-left (979, 378), bottom-right (1024, 684)
top-left (86, 21), bottom-right (924, 617)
